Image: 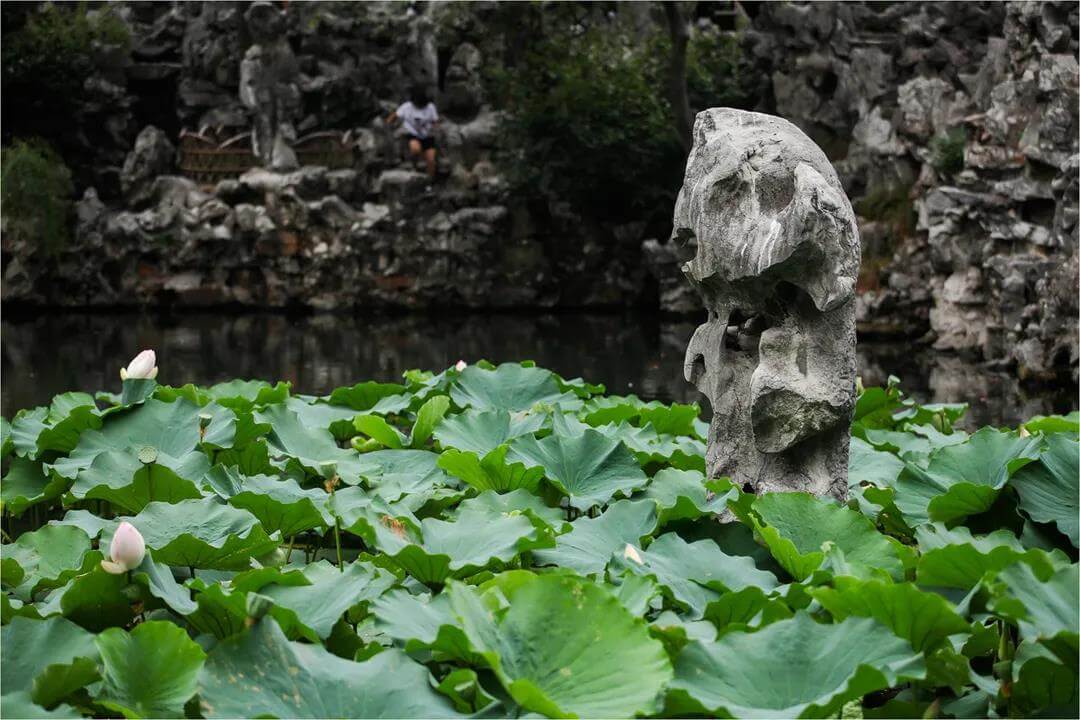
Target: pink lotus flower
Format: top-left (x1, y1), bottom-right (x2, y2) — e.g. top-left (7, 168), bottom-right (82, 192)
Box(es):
top-left (120, 350), bottom-right (158, 381)
top-left (454, 360), bottom-right (467, 372)
top-left (101, 522), bottom-right (146, 574)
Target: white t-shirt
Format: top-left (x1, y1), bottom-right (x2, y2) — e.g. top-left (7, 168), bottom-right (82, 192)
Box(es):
top-left (396, 101), bottom-right (438, 139)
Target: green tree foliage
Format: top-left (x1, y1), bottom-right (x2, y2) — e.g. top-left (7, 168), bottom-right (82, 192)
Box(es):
top-left (1, 2), bottom-right (131, 147)
top-left (0, 140), bottom-right (74, 255)
top-left (492, 27), bottom-right (684, 225)
top-left (929, 127), bottom-right (967, 179)
top-left (490, 11), bottom-right (752, 229)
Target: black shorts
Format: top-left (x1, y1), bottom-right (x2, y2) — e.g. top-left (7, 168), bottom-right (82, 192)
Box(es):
top-left (407, 134), bottom-right (435, 150)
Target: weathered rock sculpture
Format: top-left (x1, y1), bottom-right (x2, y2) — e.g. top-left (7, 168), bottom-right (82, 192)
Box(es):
top-left (674, 108), bottom-right (861, 500)
top-left (239, 1), bottom-right (301, 171)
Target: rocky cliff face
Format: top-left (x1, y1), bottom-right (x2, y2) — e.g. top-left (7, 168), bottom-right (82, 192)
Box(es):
top-left (2, 1), bottom-right (647, 310)
top-left (2, 1), bottom-right (1077, 381)
top-left (703, 1), bottom-right (1077, 382)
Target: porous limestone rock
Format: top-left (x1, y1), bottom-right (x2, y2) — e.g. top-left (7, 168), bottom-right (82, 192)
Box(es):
top-left (674, 108), bottom-right (861, 500)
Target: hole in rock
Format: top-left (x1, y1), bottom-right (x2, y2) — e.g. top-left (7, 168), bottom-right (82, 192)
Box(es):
top-left (755, 170), bottom-right (795, 213)
top-left (1021, 197), bottom-right (1055, 227)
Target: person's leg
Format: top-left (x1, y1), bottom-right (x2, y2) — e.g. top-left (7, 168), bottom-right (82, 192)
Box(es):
top-left (423, 147), bottom-right (436, 178)
top-left (408, 138), bottom-right (422, 167)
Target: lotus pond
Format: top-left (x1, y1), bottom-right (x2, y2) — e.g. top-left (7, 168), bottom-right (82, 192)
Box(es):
top-left (0, 360), bottom-right (1077, 719)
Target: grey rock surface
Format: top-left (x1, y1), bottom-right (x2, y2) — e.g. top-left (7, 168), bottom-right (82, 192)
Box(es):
top-left (674, 108), bottom-right (860, 500)
top-left (239, 2), bottom-right (301, 170)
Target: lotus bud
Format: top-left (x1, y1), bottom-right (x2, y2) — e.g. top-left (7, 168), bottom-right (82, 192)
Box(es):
top-left (101, 522), bottom-right (146, 574)
top-left (623, 543), bottom-right (643, 565)
top-left (120, 350), bottom-right (158, 381)
top-left (454, 360), bottom-right (467, 372)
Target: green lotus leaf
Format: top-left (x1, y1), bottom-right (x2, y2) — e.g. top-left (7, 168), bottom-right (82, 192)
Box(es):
top-left (702, 586), bottom-right (792, 633)
top-left (50, 399), bottom-right (203, 480)
top-left (852, 377), bottom-right (906, 430)
top-left (213, 439), bottom-right (274, 475)
top-left (256, 404), bottom-right (370, 483)
top-left (1, 616), bottom-right (100, 707)
top-left (862, 426), bottom-right (967, 460)
top-left (989, 561), bottom-right (1078, 662)
top-left (554, 373), bottom-right (605, 399)
top-left (607, 571), bottom-right (662, 617)
top-left (1, 416), bottom-right (11, 458)
top-left (580, 394), bottom-right (645, 426)
top-left (751, 492), bottom-right (903, 581)
top-left (435, 667), bottom-right (496, 714)
top-left (625, 532), bottom-right (779, 618)
top-left (410, 395), bottom-right (450, 448)
top-left (583, 418), bottom-right (706, 472)
top-left (509, 427), bottom-right (648, 510)
top-left (354, 448), bottom-right (453, 486)
top-left (258, 560), bottom-right (396, 641)
top-left (69, 449), bottom-right (208, 514)
top-left (1022, 411), bottom-right (1080, 435)
top-left (371, 588), bottom-right (482, 662)
top-left (131, 551), bottom-right (197, 616)
top-left (119, 378), bottom-right (158, 407)
top-left (35, 563), bottom-right (134, 631)
top-left (284, 397), bottom-right (362, 440)
top-left (2, 525), bottom-right (92, 600)
top-left (642, 468), bottom-right (736, 525)
top-left (1012, 433), bottom-right (1079, 547)
top-left (451, 489), bottom-right (569, 533)
top-left (638, 400), bottom-right (700, 436)
top-left (533, 499), bottom-right (658, 575)
top-left (375, 506), bottom-right (552, 585)
top-left (327, 487), bottom-right (420, 544)
top-left (0, 692), bottom-right (81, 719)
top-left (11, 393), bottom-right (102, 460)
top-left (894, 428), bottom-right (1040, 525)
top-left (437, 445), bottom-right (545, 494)
top-left (367, 473), bottom-right (466, 516)
top-left (95, 620), bottom-right (206, 718)
top-left (668, 613), bottom-right (926, 718)
top-left (198, 617), bottom-right (463, 718)
top-left (185, 566), bottom-right (310, 640)
top-left (198, 405), bottom-right (271, 451)
top-left (451, 363), bottom-right (575, 412)
top-left (448, 571), bottom-right (672, 717)
top-left (650, 609), bottom-right (718, 653)
top-left (848, 436), bottom-right (905, 488)
top-left (353, 414), bottom-right (406, 449)
top-left (810, 578), bottom-right (970, 652)
top-left (49, 509), bottom-right (115, 541)
top-left (1010, 640), bottom-right (1079, 717)
top-left (206, 379), bottom-right (290, 412)
top-left (1, 457), bottom-right (67, 516)
top-left (434, 408), bottom-right (547, 456)
top-left (227, 473), bottom-right (331, 537)
top-left (122, 497), bottom-right (279, 570)
top-left (326, 380), bottom-right (409, 412)
top-left (915, 523), bottom-right (1068, 589)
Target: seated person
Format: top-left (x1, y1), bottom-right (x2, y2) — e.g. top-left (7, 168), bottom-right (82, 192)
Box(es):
top-left (386, 84), bottom-right (440, 179)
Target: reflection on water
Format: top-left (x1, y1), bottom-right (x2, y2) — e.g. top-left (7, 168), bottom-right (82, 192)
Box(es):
top-left (2, 311), bottom-right (1075, 428)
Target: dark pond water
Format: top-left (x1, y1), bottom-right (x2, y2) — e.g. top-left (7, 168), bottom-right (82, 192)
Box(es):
top-left (1, 311), bottom-right (1075, 428)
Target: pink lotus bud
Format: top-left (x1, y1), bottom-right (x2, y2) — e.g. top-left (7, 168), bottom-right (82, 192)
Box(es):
top-left (623, 543), bottom-right (643, 564)
top-left (120, 350), bottom-right (158, 381)
top-left (454, 360), bottom-right (467, 372)
top-left (101, 522), bottom-right (146, 574)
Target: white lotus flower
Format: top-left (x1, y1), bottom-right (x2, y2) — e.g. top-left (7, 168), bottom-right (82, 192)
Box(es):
top-left (454, 360), bottom-right (467, 372)
top-left (101, 521), bottom-right (146, 574)
top-left (120, 350), bottom-right (158, 380)
top-left (623, 543), bottom-right (643, 564)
